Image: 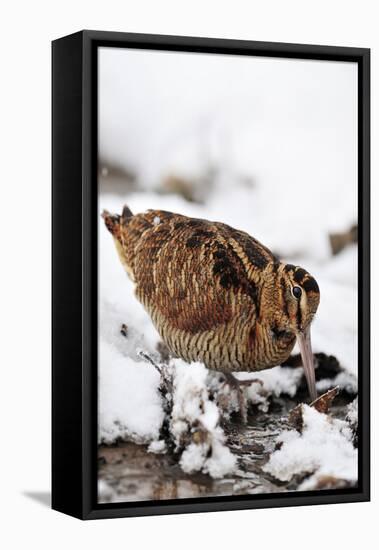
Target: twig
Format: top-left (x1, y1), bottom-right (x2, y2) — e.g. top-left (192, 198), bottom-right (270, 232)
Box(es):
top-left (137, 348), bottom-right (162, 374)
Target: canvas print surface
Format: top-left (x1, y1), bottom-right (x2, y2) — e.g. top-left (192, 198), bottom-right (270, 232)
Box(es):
top-left (97, 47), bottom-right (358, 503)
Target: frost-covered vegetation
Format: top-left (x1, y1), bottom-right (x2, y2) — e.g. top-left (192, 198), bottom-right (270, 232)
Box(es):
top-left (98, 48), bottom-right (358, 500)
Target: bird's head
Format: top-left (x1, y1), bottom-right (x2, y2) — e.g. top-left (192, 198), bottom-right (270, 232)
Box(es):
top-left (267, 263), bottom-right (320, 402)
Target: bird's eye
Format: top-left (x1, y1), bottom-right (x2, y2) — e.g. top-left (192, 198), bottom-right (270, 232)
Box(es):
top-left (292, 286), bottom-right (302, 299)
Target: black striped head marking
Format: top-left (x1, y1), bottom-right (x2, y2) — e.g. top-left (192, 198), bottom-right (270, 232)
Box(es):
top-left (279, 264), bottom-right (320, 333)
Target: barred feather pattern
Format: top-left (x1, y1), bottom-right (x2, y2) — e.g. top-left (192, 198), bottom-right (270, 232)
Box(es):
top-left (103, 208), bottom-right (320, 373)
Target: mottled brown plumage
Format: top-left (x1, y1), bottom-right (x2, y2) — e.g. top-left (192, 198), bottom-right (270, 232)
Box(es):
top-left (103, 207), bottom-right (320, 402)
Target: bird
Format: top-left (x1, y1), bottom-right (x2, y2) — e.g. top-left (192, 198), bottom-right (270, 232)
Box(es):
top-left (102, 206), bottom-right (320, 421)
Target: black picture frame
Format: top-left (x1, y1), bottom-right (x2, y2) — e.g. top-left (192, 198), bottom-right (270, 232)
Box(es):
top-left (52, 30), bottom-right (370, 520)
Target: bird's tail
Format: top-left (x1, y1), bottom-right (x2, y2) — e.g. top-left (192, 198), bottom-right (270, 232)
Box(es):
top-left (102, 204), bottom-right (133, 237)
top-left (101, 205), bottom-right (136, 280)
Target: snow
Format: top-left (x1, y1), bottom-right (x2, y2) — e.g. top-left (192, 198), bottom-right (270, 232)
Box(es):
top-left (98, 340), bottom-right (164, 443)
top-left (99, 48), bottom-right (357, 259)
top-left (170, 361), bottom-right (236, 478)
top-left (346, 397), bottom-right (358, 434)
top-left (316, 371), bottom-right (358, 394)
top-left (309, 276), bottom-right (357, 376)
top-left (147, 439), bottom-right (167, 454)
top-left (263, 405), bottom-right (357, 489)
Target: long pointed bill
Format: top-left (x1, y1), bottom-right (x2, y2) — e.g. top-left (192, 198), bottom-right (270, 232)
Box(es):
top-left (296, 326), bottom-right (317, 402)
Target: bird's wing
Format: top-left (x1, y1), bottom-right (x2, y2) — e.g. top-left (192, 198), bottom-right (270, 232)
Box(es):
top-left (213, 221), bottom-right (276, 284)
top-left (130, 211), bottom-right (273, 333)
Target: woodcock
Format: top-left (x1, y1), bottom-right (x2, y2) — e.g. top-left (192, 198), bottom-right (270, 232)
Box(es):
top-left (103, 206), bottom-right (320, 412)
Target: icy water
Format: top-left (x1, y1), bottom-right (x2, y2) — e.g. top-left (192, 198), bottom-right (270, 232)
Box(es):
top-left (98, 394), bottom-right (352, 503)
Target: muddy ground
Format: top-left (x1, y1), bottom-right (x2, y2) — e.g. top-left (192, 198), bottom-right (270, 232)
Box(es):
top-left (98, 391), bottom-right (354, 503)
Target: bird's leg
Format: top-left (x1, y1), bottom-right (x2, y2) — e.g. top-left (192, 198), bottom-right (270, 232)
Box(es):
top-left (223, 374), bottom-right (264, 424)
top-left (224, 373), bottom-right (249, 424)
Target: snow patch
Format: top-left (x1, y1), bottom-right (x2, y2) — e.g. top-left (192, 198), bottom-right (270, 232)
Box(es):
top-left (263, 405), bottom-right (357, 489)
top-left (346, 397), bottom-right (358, 428)
top-left (98, 340), bottom-right (164, 444)
top-left (170, 361), bottom-right (236, 478)
top-left (148, 439), bottom-right (167, 454)
top-left (243, 367), bottom-right (304, 412)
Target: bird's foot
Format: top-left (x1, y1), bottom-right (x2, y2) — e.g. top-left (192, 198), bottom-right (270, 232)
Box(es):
top-left (222, 373), bottom-right (251, 424)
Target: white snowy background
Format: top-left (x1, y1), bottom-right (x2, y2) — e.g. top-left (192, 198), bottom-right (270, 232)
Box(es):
top-left (98, 47), bottom-right (358, 490)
